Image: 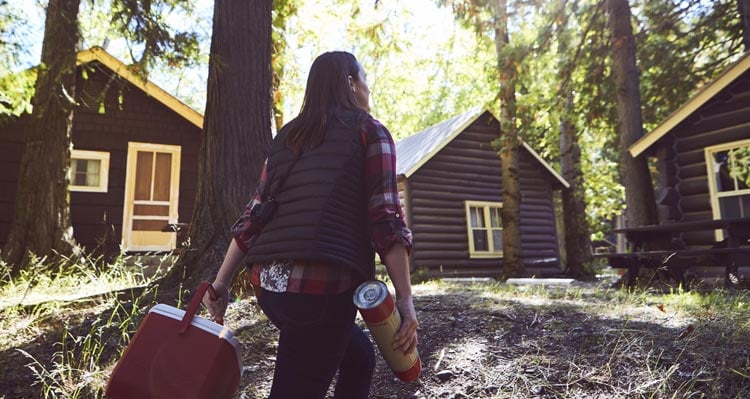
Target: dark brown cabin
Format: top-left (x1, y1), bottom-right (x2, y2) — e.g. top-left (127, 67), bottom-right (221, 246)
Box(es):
top-left (0, 46), bottom-right (203, 256)
top-left (628, 53), bottom-right (750, 276)
top-left (396, 108), bottom-right (570, 277)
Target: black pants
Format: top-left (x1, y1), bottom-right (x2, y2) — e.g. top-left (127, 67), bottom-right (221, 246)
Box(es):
top-left (258, 289), bottom-right (376, 399)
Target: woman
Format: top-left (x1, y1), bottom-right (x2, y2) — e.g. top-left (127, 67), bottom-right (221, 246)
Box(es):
top-left (203, 51), bottom-right (418, 399)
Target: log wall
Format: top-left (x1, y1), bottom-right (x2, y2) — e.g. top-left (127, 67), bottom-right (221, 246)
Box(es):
top-left (655, 71), bottom-right (750, 248)
top-left (0, 61), bottom-right (201, 256)
top-left (401, 114), bottom-right (562, 277)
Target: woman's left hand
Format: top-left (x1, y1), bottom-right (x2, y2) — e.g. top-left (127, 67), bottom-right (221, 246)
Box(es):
top-left (393, 296), bottom-right (419, 355)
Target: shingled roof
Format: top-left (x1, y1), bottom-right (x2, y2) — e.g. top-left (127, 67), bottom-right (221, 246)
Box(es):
top-left (395, 107), bottom-right (569, 188)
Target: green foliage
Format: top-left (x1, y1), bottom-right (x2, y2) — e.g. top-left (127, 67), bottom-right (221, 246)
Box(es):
top-left (75, 0), bottom-right (211, 111)
top-left (278, 0), bottom-right (497, 138)
top-left (108, 0), bottom-right (202, 70)
top-left (635, 0), bottom-right (743, 131)
top-left (0, 0), bottom-right (36, 116)
top-left (728, 144), bottom-right (750, 187)
top-left (271, 0), bottom-right (300, 126)
top-left (0, 253), bottom-right (164, 398)
top-left (14, 292), bottom-right (152, 399)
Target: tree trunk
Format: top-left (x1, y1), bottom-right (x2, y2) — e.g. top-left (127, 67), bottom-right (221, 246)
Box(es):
top-left (607, 0), bottom-right (658, 229)
top-left (560, 92), bottom-right (596, 280)
top-left (164, 0), bottom-right (273, 290)
top-left (2, 0), bottom-right (80, 274)
top-left (738, 0), bottom-right (750, 51)
top-left (492, 0), bottom-right (524, 279)
top-left (558, 2), bottom-right (596, 281)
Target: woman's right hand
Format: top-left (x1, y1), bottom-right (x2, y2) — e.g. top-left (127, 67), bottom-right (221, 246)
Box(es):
top-left (203, 281), bottom-right (230, 324)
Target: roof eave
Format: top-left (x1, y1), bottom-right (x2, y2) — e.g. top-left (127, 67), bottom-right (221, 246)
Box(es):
top-left (520, 140), bottom-right (570, 189)
top-left (400, 106), bottom-right (569, 189)
top-left (76, 46), bottom-right (204, 129)
top-left (629, 52), bottom-right (750, 158)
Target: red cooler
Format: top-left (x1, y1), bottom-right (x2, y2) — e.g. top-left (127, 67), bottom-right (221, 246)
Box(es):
top-left (105, 282), bottom-right (242, 399)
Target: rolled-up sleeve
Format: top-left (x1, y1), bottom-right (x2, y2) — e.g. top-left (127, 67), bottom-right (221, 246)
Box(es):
top-left (231, 158), bottom-right (269, 253)
top-left (363, 119), bottom-right (413, 258)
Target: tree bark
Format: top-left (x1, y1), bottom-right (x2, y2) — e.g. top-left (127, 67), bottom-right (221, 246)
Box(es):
top-left (492, 0), bottom-right (524, 279)
top-left (560, 92), bottom-right (596, 280)
top-left (164, 0), bottom-right (273, 290)
top-left (558, 1), bottom-right (596, 281)
top-left (2, 0), bottom-right (80, 274)
top-left (607, 0), bottom-right (658, 229)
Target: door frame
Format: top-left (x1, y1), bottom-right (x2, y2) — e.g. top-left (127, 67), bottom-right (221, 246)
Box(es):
top-left (121, 142), bottom-right (182, 252)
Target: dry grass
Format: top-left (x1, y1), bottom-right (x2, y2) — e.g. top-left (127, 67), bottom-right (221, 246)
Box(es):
top-left (1, 260), bottom-right (748, 399)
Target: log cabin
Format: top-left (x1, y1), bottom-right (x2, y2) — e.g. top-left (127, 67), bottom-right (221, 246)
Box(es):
top-left (628, 52), bottom-right (750, 277)
top-left (395, 107), bottom-right (570, 277)
top-left (0, 46), bottom-right (202, 257)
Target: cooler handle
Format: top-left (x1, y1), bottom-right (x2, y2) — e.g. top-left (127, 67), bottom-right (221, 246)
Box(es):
top-left (178, 281), bottom-right (221, 334)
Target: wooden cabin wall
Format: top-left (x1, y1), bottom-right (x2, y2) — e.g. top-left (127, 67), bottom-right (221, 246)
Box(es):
top-left (0, 62), bottom-right (201, 256)
top-left (661, 71), bottom-right (750, 246)
top-left (71, 62), bottom-right (201, 254)
top-left (517, 154), bottom-right (562, 267)
top-left (0, 116), bottom-right (28, 249)
top-left (404, 116), bottom-right (561, 277)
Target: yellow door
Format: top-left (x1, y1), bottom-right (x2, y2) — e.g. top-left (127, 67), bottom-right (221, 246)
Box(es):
top-left (122, 142), bottom-right (181, 251)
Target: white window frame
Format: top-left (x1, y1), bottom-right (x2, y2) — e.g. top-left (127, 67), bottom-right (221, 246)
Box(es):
top-left (704, 138), bottom-right (750, 240)
top-left (465, 200), bottom-right (503, 258)
top-left (70, 149), bottom-right (110, 192)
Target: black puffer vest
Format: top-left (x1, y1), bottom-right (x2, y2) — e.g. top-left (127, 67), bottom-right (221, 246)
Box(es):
top-left (245, 110), bottom-right (375, 279)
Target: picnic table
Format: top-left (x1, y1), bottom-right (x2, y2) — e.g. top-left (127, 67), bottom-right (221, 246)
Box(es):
top-left (599, 216), bottom-right (750, 288)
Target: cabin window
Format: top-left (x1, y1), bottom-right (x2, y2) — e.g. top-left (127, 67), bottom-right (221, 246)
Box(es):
top-left (70, 149), bottom-right (110, 192)
top-left (705, 140), bottom-right (750, 221)
top-left (465, 201), bottom-right (503, 257)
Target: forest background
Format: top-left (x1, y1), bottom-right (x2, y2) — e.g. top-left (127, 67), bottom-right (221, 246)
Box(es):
top-left (3, 0), bottom-right (745, 247)
top-left (1, 1), bottom-right (749, 398)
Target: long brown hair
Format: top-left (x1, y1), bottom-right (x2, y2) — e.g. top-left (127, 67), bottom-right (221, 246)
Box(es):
top-left (285, 51), bottom-right (365, 156)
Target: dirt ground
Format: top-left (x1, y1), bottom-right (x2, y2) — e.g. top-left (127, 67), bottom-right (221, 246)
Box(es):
top-left (1, 277), bottom-right (749, 398)
top-left (226, 278), bottom-right (749, 399)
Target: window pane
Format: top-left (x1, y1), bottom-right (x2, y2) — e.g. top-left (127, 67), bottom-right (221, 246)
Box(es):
top-left (70, 151), bottom-right (109, 192)
top-left (719, 197), bottom-right (741, 219)
top-left (728, 146), bottom-right (750, 190)
top-left (742, 194), bottom-right (750, 218)
top-left (473, 230), bottom-right (488, 251)
top-left (153, 153), bottom-right (172, 201)
top-left (713, 151), bottom-right (735, 192)
top-left (470, 207), bottom-right (485, 228)
top-left (490, 207), bottom-right (502, 228)
top-left (85, 160), bottom-right (100, 186)
top-left (73, 159), bottom-right (87, 186)
top-left (135, 152), bottom-right (154, 200)
top-left (492, 229), bottom-right (503, 248)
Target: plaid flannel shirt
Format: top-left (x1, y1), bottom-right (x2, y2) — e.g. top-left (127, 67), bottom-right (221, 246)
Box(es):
top-left (231, 117), bottom-right (412, 294)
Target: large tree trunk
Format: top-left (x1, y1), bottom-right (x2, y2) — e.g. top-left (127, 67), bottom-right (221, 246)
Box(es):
top-left (2, 0), bottom-right (80, 274)
top-left (607, 0), bottom-right (658, 229)
top-left (492, 0), bottom-right (524, 279)
top-left (558, 2), bottom-right (595, 281)
top-left (164, 0), bottom-right (273, 290)
top-left (560, 92), bottom-right (596, 280)
top-left (738, 0), bottom-right (750, 51)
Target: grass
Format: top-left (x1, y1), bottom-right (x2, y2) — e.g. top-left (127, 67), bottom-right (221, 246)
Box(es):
top-left (0, 254), bottom-right (169, 399)
top-left (1, 257), bottom-right (748, 398)
top-left (401, 279), bottom-right (750, 398)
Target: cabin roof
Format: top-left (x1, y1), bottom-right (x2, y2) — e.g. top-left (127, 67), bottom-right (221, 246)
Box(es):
top-left (76, 46), bottom-right (204, 129)
top-left (395, 107), bottom-right (569, 189)
top-left (629, 52), bottom-right (750, 157)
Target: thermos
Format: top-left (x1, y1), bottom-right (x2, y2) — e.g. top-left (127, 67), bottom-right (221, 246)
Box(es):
top-left (353, 280), bottom-right (421, 382)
